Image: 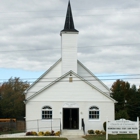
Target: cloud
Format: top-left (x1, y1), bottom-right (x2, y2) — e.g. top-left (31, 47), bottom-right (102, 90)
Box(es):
top-left (0, 0), bottom-right (140, 87)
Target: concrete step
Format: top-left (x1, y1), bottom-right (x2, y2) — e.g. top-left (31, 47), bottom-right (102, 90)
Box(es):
top-left (61, 130), bottom-right (84, 136)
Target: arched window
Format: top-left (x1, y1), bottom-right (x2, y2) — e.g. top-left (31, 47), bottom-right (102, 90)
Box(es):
top-left (89, 106), bottom-right (99, 119)
top-left (42, 106), bottom-right (52, 119)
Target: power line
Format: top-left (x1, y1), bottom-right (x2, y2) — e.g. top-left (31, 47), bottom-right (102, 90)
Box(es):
top-left (0, 74), bottom-right (140, 81)
top-left (0, 77), bottom-right (140, 84)
top-left (0, 43), bottom-right (139, 53)
top-left (0, 12), bottom-right (139, 20)
top-left (0, 8), bottom-right (139, 14)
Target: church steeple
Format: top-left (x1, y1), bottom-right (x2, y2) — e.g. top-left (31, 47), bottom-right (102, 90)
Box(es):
top-left (61, 0), bottom-right (78, 32)
top-left (61, 0), bottom-right (79, 75)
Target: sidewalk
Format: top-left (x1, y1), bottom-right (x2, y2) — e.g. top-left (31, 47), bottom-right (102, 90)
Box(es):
top-left (0, 133), bottom-right (26, 138)
top-left (62, 135), bottom-right (85, 140)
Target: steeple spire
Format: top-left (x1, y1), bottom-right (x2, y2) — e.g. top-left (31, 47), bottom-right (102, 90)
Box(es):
top-left (61, 0), bottom-right (78, 32)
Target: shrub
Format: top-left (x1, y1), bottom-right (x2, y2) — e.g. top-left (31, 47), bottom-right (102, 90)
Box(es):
top-left (88, 130), bottom-right (94, 134)
top-left (95, 130), bottom-right (101, 135)
top-left (31, 131), bottom-right (37, 136)
top-left (103, 122), bottom-right (106, 131)
top-left (50, 130), bottom-right (55, 136)
top-left (101, 131), bottom-right (106, 135)
top-left (44, 131), bottom-right (51, 136)
top-left (38, 131), bottom-right (44, 136)
top-left (26, 132), bottom-right (32, 136)
top-left (55, 131), bottom-right (61, 136)
top-left (26, 130), bottom-right (60, 136)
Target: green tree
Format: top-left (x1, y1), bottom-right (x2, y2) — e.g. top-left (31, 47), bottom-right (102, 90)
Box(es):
top-left (111, 80), bottom-right (130, 113)
top-left (127, 86), bottom-right (140, 121)
top-left (111, 80), bottom-right (140, 120)
top-left (0, 77), bottom-right (29, 119)
top-left (115, 110), bottom-right (129, 120)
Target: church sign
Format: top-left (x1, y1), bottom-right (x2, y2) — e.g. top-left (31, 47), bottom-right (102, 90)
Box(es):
top-left (106, 117), bottom-right (139, 140)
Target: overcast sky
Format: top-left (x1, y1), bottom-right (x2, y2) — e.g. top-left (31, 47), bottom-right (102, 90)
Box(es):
top-left (0, 0), bottom-right (140, 88)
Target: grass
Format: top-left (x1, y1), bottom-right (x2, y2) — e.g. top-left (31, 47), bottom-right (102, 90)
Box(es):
top-left (84, 134), bottom-right (138, 140)
top-left (0, 138), bottom-right (68, 140)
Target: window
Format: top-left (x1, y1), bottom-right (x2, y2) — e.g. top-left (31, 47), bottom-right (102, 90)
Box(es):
top-left (42, 106), bottom-right (52, 119)
top-left (89, 106), bottom-right (99, 120)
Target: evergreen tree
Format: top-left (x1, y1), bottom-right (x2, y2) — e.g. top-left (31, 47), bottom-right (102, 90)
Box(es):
top-left (111, 80), bottom-right (140, 120)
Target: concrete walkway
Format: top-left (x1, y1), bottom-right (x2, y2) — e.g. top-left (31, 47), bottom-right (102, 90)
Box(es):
top-left (0, 133), bottom-right (26, 138)
top-left (62, 135), bottom-right (85, 140)
top-left (0, 133), bottom-right (85, 140)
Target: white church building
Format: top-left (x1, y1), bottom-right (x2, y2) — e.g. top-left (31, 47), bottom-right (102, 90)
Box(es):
top-left (24, 1), bottom-right (116, 134)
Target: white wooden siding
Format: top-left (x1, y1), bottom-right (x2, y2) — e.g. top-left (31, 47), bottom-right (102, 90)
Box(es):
top-left (29, 74), bottom-right (112, 102)
top-left (61, 32), bottom-right (78, 74)
top-left (26, 101), bottom-right (114, 132)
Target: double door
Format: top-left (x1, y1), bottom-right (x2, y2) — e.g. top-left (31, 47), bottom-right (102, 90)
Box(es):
top-left (63, 108), bottom-right (79, 129)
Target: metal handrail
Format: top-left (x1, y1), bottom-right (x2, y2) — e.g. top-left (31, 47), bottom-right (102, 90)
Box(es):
top-left (82, 118), bottom-right (85, 135)
top-left (26, 118), bottom-right (61, 132)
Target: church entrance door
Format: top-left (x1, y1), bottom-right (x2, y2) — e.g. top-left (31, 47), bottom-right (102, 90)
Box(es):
top-left (63, 108), bottom-right (79, 129)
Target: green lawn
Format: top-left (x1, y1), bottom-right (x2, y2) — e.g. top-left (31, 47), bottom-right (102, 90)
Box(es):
top-left (0, 138), bottom-right (67, 140)
top-left (84, 134), bottom-right (138, 140)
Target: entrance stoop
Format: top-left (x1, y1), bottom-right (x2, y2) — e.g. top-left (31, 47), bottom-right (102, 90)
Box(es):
top-left (61, 130), bottom-right (84, 136)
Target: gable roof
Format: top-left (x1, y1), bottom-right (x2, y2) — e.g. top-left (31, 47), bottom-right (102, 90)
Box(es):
top-left (24, 58), bottom-right (111, 95)
top-left (24, 58), bottom-right (61, 93)
top-left (78, 60), bottom-right (111, 93)
top-left (25, 70), bottom-right (117, 103)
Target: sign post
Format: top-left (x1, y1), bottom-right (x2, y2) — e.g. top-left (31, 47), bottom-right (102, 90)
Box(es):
top-left (106, 117), bottom-right (139, 140)
top-left (137, 117), bottom-right (139, 140)
top-left (106, 118), bottom-right (108, 140)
